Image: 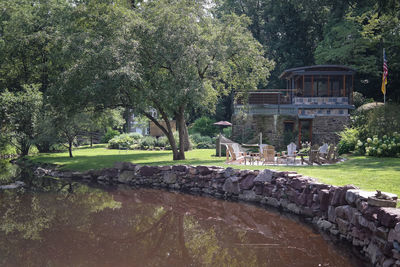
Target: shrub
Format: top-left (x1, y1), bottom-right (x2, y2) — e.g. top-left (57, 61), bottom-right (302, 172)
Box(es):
top-left (189, 116), bottom-right (218, 137)
top-left (101, 128), bottom-right (120, 143)
top-left (108, 134), bottom-right (134, 149)
top-left (140, 136), bottom-right (157, 149)
top-left (362, 133), bottom-right (400, 157)
top-left (365, 104), bottom-right (400, 138)
top-left (155, 136), bottom-right (169, 148)
top-left (128, 132), bottom-right (143, 142)
top-left (222, 127), bottom-right (232, 138)
top-left (190, 133), bottom-right (215, 149)
top-left (337, 127), bottom-right (360, 155)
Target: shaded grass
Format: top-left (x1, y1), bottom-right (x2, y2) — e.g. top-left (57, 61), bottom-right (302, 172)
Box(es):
top-left (30, 145), bottom-right (400, 203)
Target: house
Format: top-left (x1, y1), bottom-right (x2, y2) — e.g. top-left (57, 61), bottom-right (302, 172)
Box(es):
top-left (232, 65), bottom-right (356, 148)
top-left (128, 109), bottom-right (177, 137)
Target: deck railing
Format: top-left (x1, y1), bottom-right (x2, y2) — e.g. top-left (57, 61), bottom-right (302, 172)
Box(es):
top-left (237, 89), bottom-right (295, 105)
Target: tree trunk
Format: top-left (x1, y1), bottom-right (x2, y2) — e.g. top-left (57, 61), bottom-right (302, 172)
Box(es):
top-left (176, 108), bottom-right (186, 160)
top-left (182, 122), bottom-right (191, 151)
top-left (68, 139), bottom-right (73, 158)
top-left (142, 109), bottom-right (182, 160)
top-left (90, 133), bottom-right (93, 147)
top-left (20, 140), bottom-right (30, 157)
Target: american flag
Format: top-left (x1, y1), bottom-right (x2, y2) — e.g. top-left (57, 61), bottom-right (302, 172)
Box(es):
top-left (381, 48), bottom-right (388, 95)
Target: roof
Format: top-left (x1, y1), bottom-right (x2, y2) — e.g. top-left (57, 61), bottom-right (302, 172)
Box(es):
top-left (280, 65), bottom-right (356, 79)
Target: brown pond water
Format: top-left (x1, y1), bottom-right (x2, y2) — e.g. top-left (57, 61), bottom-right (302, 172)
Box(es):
top-left (0, 168), bottom-right (365, 267)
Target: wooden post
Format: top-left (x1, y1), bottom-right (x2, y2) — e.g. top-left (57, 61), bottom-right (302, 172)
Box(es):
top-left (327, 75), bottom-right (330, 97)
top-left (219, 134), bottom-right (221, 157)
top-left (298, 120), bottom-right (302, 148)
top-left (311, 75), bottom-right (314, 97)
top-left (351, 75), bottom-right (354, 104)
top-left (343, 75), bottom-right (346, 97)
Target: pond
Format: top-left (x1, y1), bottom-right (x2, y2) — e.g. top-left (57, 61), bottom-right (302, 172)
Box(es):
top-left (0, 161), bottom-right (365, 266)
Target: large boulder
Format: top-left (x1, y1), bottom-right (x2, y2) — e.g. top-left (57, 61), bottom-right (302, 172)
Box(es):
top-left (253, 169), bottom-right (273, 184)
top-left (319, 189), bottom-right (330, 211)
top-left (172, 165), bottom-right (188, 173)
top-left (378, 208), bottom-right (400, 228)
top-left (346, 189), bottom-right (375, 205)
top-left (222, 176), bottom-right (240, 194)
top-left (240, 174), bottom-right (255, 190)
top-left (139, 166), bottom-right (159, 177)
top-left (196, 166), bottom-right (212, 175)
top-left (118, 171), bottom-right (135, 184)
top-left (330, 185), bottom-right (358, 206)
top-left (163, 172), bottom-right (177, 184)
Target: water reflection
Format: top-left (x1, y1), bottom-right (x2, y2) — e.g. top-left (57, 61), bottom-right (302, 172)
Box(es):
top-left (0, 167), bottom-right (362, 266)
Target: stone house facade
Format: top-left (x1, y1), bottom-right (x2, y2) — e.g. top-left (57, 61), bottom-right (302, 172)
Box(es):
top-left (232, 65), bottom-right (355, 149)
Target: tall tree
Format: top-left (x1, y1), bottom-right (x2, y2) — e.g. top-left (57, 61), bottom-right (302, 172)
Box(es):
top-left (0, 85), bottom-right (42, 156)
top-left (215, 0), bottom-right (329, 88)
top-left (129, 0), bottom-right (273, 160)
top-left (315, 0), bottom-right (400, 102)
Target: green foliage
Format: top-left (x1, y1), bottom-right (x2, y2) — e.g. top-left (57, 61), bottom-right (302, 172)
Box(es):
top-left (128, 132), bottom-right (143, 141)
top-left (283, 130), bottom-right (298, 147)
top-left (222, 127), bottom-right (232, 139)
top-left (189, 117), bottom-right (218, 137)
top-left (337, 127), bottom-right (360, 155)
top-left (101, 128), bottom-right (120, 143)
top-left (155, 136), bottom-right (169, 148)
top-left (352, 92), bottom-right (373, 109)
top-left (361, 134), bottom-right (400, 157)
top-left (364, 104), bottom-right (400, 138)
top-left (0, 85), bottom-right (43, 156)
top-left (139, 136), bottom-right (157, 150)
top-left (190, 133), bottom-right (215, 149)
top-left (108, 134), bottom-right (136, 149)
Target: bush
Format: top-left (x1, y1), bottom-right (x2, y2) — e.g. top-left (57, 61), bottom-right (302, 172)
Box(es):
top-left (361, 133), bottom-right (400, 157)
top-left (365, 104), bottom-right (400, 138)
top-left (108, 134), bottom-right (134, 149)
top-left (337, 127), bottom-right (360, 155)
top-left (222, 127), bottom-right (232, 138)
top-left (128, 132), bottom-right (143, 142)
top-left (189, 116), bottom-right (218, 137)
top-left (101, 128), bottom-right (120, 143)
top-left (140, 136), bottom-right (157, 149)
top-left (190, 133), bottom-right (215, 149)
top-left (155, 136), bottom-right (169, 148)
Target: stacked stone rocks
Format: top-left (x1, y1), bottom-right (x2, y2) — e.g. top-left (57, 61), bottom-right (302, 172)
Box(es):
top-left (41, 163), bottom-right (400, 266)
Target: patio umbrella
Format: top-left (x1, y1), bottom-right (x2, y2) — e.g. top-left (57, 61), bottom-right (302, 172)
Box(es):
top-left (213, 121), bottom-right (232, 134)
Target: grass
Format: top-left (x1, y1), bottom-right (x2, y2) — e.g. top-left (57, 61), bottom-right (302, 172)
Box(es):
top-left (29, 144), bottom-right (400, 202)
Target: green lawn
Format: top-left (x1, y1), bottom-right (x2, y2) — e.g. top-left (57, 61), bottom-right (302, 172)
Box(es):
top-left (29, 145), bottom-right (400, 201)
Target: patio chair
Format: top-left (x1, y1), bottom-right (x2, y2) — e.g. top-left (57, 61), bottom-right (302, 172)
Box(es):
top-left (318, 143), bottom-right (329, 158)
top-left (324, 145), bottom-right (340, 163)
top-left (225, 143), bottom-right (246, 164)
top-left (302, 144), bottom-right (322, 165)
top-left (261, 145), bottom-right (276, 165)
top-left (280, 142), bottom-right (297, 165)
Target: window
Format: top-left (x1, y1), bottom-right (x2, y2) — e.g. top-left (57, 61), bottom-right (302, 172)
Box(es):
top-left (313, 76), bottom-right (328, 97)
top-left (304, 76), bottom-right (312, 97)
top-left (346, 75), bottom-right (353, 98)
top-left (330, 76), bottom-right (343, 97)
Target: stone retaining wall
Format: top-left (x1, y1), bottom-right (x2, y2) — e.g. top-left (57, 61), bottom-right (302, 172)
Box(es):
top-left (34, 163), bottom-right (400, 267)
